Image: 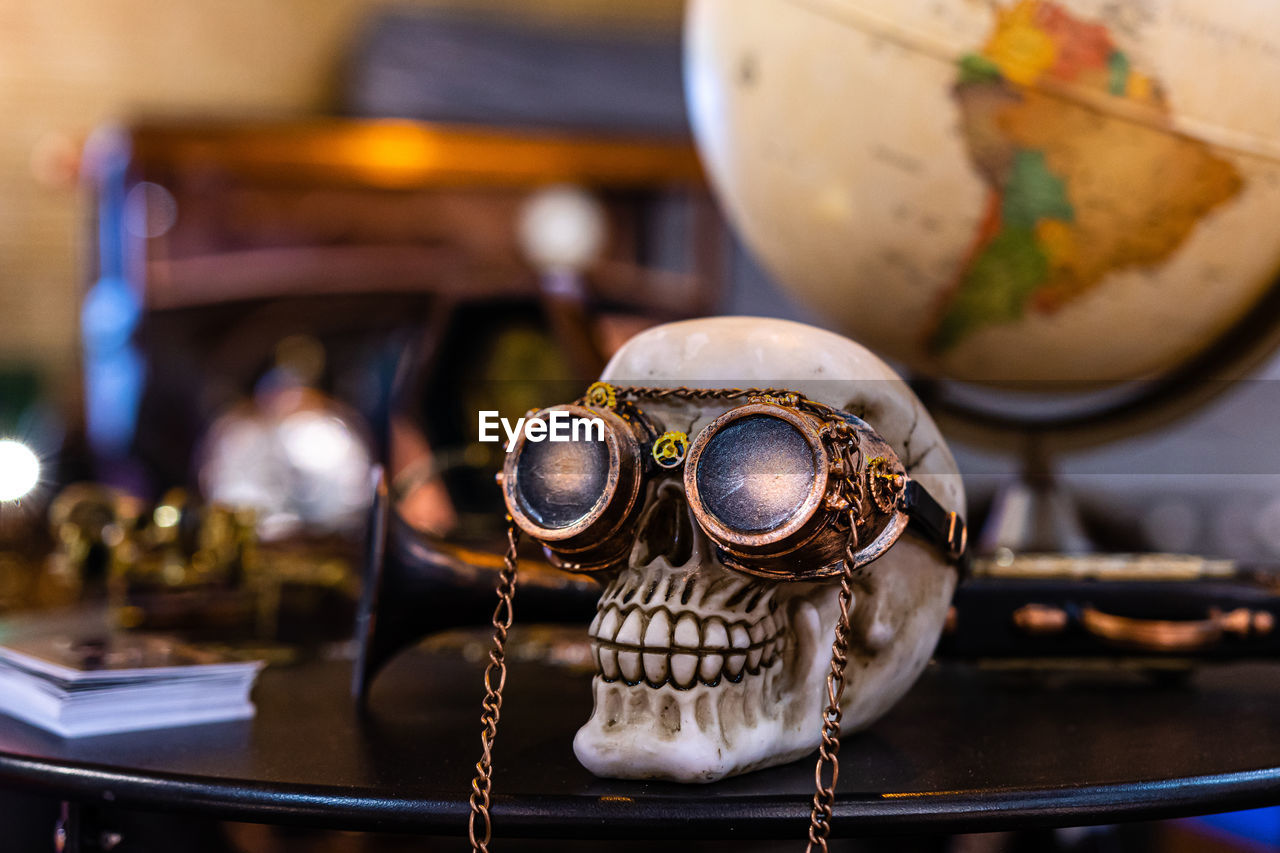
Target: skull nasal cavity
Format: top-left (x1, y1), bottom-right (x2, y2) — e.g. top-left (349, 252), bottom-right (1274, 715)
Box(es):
top-left (635, 486), bottom-right (695, 568)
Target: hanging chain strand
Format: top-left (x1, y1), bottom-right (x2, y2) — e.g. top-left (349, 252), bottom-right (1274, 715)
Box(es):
top-left (806, 550), bottom-right (857, 852)
top-left (468, 522), bottom-right (521, 852)
top-left (805, 436), bottom-right (873, 852)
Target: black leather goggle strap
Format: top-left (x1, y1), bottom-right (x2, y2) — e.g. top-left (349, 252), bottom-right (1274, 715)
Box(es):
top-left (900, 479), bottom-right (970, 579)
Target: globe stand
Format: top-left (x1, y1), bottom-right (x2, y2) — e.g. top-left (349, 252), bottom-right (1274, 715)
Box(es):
top-left (976, 435), bottom-right (1091, 556)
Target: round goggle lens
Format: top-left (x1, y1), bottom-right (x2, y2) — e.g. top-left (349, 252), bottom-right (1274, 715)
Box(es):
top-left (513, 419), bottom-right (611, 530)
top-left (694, 414), bottom-right (816, 534)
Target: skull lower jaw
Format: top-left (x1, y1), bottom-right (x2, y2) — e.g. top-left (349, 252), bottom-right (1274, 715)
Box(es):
top-left (574, 598), bottom-right (832, 782)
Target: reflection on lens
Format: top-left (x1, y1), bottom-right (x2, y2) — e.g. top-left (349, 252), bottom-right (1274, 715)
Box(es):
top-left (514, 419), bottom-right (610, 529)
top-left (696, 415), bottom-right (815, 534)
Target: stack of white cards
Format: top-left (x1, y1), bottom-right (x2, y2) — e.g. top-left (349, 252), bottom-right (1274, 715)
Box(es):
top-left (0, 634), bottom-right (263, 737)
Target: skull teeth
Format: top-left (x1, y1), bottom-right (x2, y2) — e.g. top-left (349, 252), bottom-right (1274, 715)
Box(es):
top-left (616, 608), bottom-right (644, 646)
top-left (703, 618), bottom-right (729, 649)
top-left (618, 649), bottom-right (642, 682)
top-left (599, 647), bottom-right (620, 680)
top-left (674, 612), bottom-right (700, 647)
top-left (698, 653), bottom-right (724, 683)
top-left (644, 609), bottom-right (671, 648)
top-left (670, 652), bottom-right (698, 687)
top-left (588, 603), bottom-right (785, 689)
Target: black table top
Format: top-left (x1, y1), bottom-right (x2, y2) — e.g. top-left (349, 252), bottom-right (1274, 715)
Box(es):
top-left (0, 638), bottom-right (1279, 839)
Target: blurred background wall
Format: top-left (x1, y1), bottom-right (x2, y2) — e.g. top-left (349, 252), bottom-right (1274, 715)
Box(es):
top-left (0, 0), bottom-right (684, 404)
top-left (7, 0), bottom-right (1280, 564)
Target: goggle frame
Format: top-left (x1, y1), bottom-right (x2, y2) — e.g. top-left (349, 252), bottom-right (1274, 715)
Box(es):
top-left (500, 383), bottom-right (967, 580)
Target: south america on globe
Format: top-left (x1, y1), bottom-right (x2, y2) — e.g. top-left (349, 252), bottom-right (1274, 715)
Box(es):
top-left (935, 0), bottom-right (1242, 354)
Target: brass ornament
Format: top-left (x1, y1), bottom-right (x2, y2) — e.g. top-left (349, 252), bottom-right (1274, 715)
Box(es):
top-left (651, 431), bottom-right (690, 469)
top-left (584, 381), bottom-right (617, 410)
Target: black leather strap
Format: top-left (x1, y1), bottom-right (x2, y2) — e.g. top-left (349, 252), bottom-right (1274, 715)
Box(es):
top-left (901, 479), bottom-right (969, 578)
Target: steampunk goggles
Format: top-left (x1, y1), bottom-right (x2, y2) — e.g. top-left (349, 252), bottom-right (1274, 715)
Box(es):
top-left (498, 382), bottom-right (968, 580)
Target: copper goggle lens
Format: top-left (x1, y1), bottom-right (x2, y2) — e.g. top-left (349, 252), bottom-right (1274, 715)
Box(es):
top-left (503, 405), bottom-right (645, 572)
top-left (692, 414), bottom-right (818, 535)
top-left (511, 418), bottom-right (612, 531)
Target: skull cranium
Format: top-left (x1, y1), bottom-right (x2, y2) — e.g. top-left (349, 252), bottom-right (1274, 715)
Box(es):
top-left (572, 316), bottom-right (964, 782)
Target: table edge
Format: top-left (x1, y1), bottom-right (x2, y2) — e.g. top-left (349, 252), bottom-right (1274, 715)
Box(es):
top-left (1, 750), bottom-right (1278, 838)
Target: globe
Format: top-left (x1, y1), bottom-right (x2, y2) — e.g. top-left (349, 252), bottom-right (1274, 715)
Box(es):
top-left (686, 0), bottom-right (1280, 384)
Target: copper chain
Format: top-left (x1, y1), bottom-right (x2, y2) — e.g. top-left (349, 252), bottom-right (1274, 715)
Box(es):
top-left (609, 385), bottom-right (796, 402)
top-left (470, 385), bottom-right (895, 850)
top-left (806, 550), bottom-right (857, 851)
top-left (806, 435), bottom-right (874, 851)
top-left (608, 385), bottom-right (834, 423)
top-left (468, 523), bottom-right (521, 852)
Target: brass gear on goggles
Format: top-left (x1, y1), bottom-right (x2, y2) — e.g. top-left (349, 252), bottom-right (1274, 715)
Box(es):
top-left (499, 382), bottom-right (967, 578)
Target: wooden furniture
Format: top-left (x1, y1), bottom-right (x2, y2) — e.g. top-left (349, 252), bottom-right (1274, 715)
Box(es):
top-left (83, 119), bottom-right (724, 490)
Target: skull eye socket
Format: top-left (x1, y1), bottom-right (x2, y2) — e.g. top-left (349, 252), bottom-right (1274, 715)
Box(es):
top-left (512, 416), bottom-right (611, 530)
top-left (692, 414), bottom-right (817, 535)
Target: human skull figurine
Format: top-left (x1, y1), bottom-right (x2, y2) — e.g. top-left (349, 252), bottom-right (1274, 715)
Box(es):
top-left (573, 316), bottom-right (964, 783)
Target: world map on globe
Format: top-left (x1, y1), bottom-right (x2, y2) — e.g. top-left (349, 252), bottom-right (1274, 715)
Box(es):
top-left (687, 0), bottom-right (1280, 382)
top-left (937, 0), bottom-right (1241, 354)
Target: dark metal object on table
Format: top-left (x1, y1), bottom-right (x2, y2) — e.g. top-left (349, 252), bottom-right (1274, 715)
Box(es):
top-left (46, 485), bottom-right (142, 598)
top-left (351, 470), bottom-right (598, 701)
top-left (939, 555), bottom-right (1280, 664)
